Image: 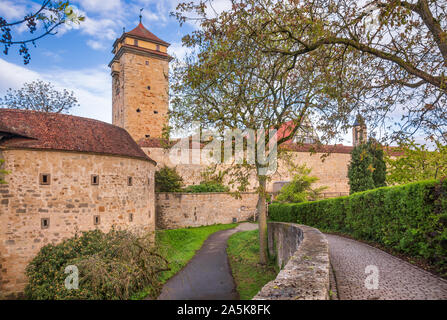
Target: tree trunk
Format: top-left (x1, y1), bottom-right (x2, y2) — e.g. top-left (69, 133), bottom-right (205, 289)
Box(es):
top-left (257, 175), bottom-right (268, 265)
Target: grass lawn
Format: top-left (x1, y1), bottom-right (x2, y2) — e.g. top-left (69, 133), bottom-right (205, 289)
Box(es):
top-left (132, 223), bottom-right (238, 299)
top-left (227, 230), bottom-right (278, 300)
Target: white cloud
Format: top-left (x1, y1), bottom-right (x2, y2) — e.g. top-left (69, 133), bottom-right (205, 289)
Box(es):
top-left (74, 0), bottom-right (122, 14)
top-left (0, 1), bottom-right (27, 21)
top-left (168, 41), bottom-right (191, 60)
top-left (0, 58), bottom-right (112, 123)
top-left (87, 39), bottom-right (107, 50)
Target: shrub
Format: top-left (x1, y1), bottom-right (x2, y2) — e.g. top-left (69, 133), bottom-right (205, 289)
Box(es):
top-left (269, 179), bottom-right (447, 276)
top-left (183, 182), bottom-right (229, 193)
top-left (348, 140), bottom-right (386, 194)
top-left (25, 229), bottom-right (169, 300)
top-left (155, 166), bottom-right (184, 192)
top-left (275, 165), bottom-right (327, 203)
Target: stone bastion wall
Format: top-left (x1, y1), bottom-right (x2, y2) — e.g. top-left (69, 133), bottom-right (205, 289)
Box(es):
top-left (155, 192), bottom-right (258, 229)
top-left (0, 149), bottom-right (156, 298)
top-left (253, 222), bottom-right (330, 300)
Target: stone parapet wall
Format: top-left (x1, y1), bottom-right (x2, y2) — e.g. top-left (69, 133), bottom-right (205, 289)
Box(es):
top-left (253, 222), bottom-right (330, 300)
top-left (0, 149), bottom-right (156, 298)
top-left (156, 192), bottom-right (258, 229)
top-left (143, 147), bottom-right (351, 194)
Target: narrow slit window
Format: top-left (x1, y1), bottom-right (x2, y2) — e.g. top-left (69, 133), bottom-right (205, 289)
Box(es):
top-left (156, 44), bottom-right (160, 51)
top-left (134, 39), bottom-right (138, 46)
top-left (94, 215), bottom-right (100, 225)
top-left (40, 173), bottom-right (51, 185)
top-left (129, 213), bottom-right (133, 222)
top-left (41, 218), bottom-right (50, 229)
top-left (128, 177), bottom-right (133, 186)
top-left (91, 175), bottom-right (99, 185)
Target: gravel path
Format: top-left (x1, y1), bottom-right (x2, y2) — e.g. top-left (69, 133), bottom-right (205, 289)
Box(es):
top-left (326, 234), bottom-right (447, 300)
top-left (157, 223), bottom-right (258, 300)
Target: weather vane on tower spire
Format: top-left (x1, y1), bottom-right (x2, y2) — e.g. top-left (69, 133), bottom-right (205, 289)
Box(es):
top-left (139, 8), bottom-right (143, 23)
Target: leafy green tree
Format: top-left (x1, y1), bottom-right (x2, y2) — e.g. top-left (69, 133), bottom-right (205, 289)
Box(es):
top-left (276, 165), bottom-right (327, 203)
top-left (154, 166), bottom-right (184, 192)
top-left (173, 2), bottom-right (358, 264)
top-left (183, 182), bottom-right (229, 193)
top-left (0, 80), bottom-right (79, 113)
top-left (386, 139), bottom-right (447, 185)
top-left (1, 1), bottom-right (84, 64)
top-left (209, 0), bottom-right (447, 142)
top-left (348, 140), bottom-right (386, 194)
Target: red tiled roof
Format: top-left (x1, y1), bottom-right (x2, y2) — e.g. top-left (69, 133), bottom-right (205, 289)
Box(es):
top-left (126, 23), bottom-right (170, 46)
top-left (280, 142), bottom-right (354, 154)
top-left (276, 120), bottom-right (297, 142)
top-left (0, 109), bottom-right (155, 164)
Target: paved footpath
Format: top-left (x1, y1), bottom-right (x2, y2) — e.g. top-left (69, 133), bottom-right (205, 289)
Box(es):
top-left (157, 223), bottom-right (258, 300)
top-left (326, 234), bottom-right (447, 300)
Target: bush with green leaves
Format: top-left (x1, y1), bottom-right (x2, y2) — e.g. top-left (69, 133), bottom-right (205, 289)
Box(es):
top-left (386, 139), bottom-right (447, 185)
top-left (269, 179), bottom-right (447, 276)
top-left (275, 165), bottom-right (327, 203)
top-left (183, 182), bottom-right (230, 193)
top-left (25, 229), bottom-right (169, 300)
top-left (348, 140), bottom-right (386, 194)
top-left (155, 166), bottom-right (184, 192)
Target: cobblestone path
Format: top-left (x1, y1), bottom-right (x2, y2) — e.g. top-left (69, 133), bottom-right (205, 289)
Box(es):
top-left (326, 234), bottom-right (447, 300)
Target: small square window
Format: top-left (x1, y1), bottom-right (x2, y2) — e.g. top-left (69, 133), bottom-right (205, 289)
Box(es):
top-left (91, 175), bottom-right (99, 185)
top-left (128, 177), bottom-right (133, 186)
top-left (136, 108), bottom-right (141, 113)
top-left (145, 61), bottom-right (149, 65)
top-left (129, 213), bottom-right (133, 222)
top-left (41, 218), bottom-right (50, 229)
top-left (153, 110), bottom-right (158, 114)
top-left (40, 173), bottom-right (51, 185)
top-left (94, 215), bottom-right (100, 225)
top-left (145, 134), bottom-right (150, 138)
top-left (147, 85), bottom-right (151, 90)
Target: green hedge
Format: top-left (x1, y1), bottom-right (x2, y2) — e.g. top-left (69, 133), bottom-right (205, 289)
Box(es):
top-left (269, 179), bottom-right (447, 275)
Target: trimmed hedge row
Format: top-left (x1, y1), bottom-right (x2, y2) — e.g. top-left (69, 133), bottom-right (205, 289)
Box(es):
top-left (269, 179), bottom-right (447, 275)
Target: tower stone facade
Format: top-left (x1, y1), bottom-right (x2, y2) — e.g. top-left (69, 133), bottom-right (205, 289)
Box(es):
top-left (109, 23), bottom-right (172, 141)
top-left (352, 114), bottom-right (367, 146)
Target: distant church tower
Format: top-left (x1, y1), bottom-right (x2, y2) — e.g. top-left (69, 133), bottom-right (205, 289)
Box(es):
top-left (109, 21), bottom-right (172, 142)
top-left (352, 114), bottom-right (367, 146)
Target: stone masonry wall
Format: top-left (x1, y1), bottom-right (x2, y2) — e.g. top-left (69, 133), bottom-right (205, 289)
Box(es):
top-left (254, 222), bottom-right (330, 300)
top-left (156, 192), bottom-right (258, 229)
top-left (0, 149), bottom-right (156, 298)
top-left (144, 147), bottom-right (351, 194)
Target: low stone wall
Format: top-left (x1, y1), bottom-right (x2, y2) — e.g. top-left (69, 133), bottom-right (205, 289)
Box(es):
top-left (253, 222), bottom-right (330, 300)
top-left (156, 192), bottom-right (258, 229)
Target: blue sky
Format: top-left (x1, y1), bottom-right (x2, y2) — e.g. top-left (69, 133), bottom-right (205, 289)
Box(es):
top-left (0, 0), bottom-right (414, 146)
top-left (0, 0), bottom-right (209, 122)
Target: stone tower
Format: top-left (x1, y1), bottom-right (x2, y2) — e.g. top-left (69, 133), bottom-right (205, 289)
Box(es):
top-left (109, 22), bottom-right (172, 141)
top-left (352, 114), bottom-right (367, 146)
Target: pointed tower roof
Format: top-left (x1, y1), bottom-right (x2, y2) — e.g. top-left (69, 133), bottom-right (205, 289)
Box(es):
top-left (125, 23), bottom-right (170, 46)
